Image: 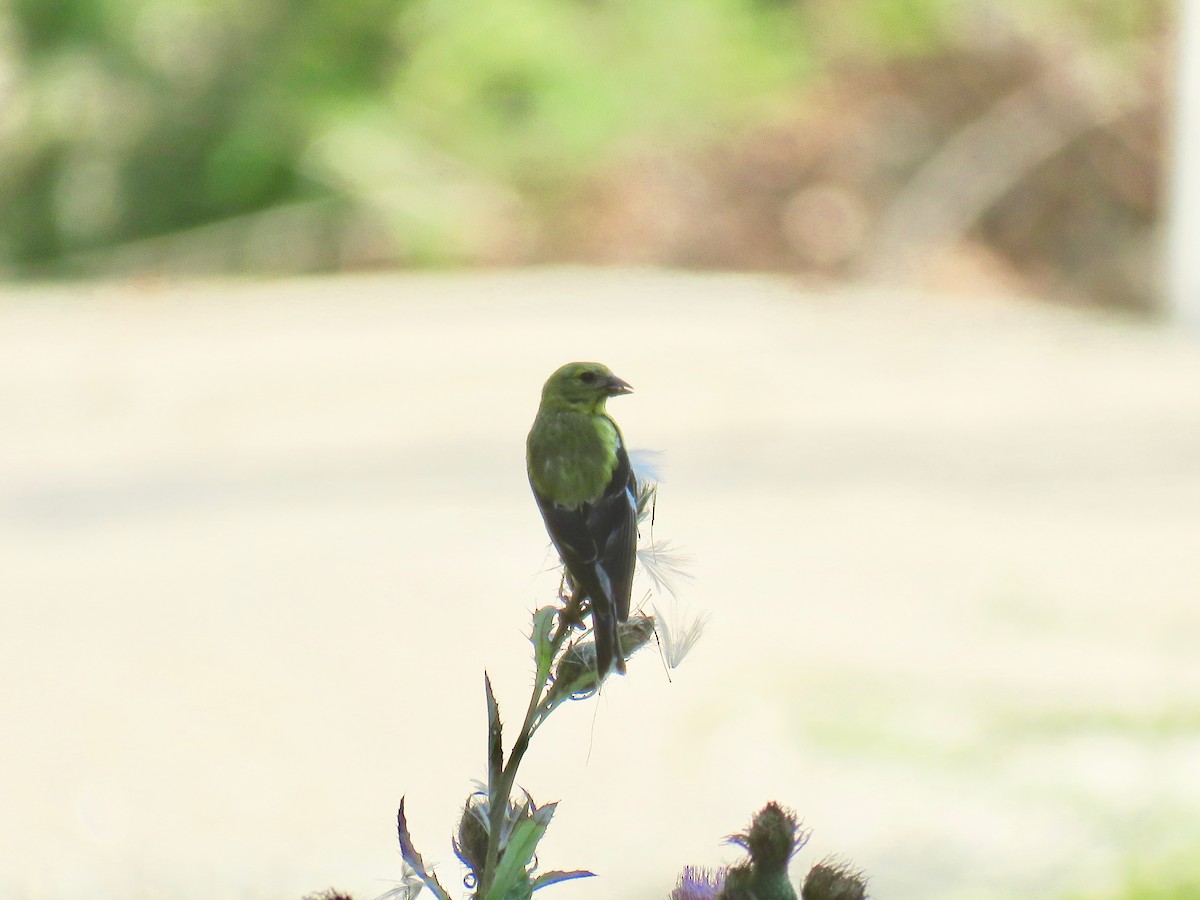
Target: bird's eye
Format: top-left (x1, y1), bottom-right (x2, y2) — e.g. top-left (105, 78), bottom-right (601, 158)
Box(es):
top-left (578, 371), bottom-right (597, 384)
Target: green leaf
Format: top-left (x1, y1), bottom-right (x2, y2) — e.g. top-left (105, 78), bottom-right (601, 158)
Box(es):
top-left (531, 869), bottom-right (595, 891)
top-left (485, 802), bottom-right (558, 900)
top-left (529, 606), bottom-right (558, 683)
top-left (485, 672), bottom-right (503, 797)
top-left (396, 797), bottom-right (452, 900)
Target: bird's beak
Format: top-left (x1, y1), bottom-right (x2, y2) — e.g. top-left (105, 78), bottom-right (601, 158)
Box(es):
top-left (606, 374), bottom-right (634, 396)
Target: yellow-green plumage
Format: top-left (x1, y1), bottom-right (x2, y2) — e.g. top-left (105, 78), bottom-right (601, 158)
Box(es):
top-left (527, 415), bottom-right (620, 508)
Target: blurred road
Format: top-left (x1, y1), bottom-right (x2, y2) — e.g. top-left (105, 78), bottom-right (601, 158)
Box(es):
top-left (3, 268), bottom-right (1199, 899)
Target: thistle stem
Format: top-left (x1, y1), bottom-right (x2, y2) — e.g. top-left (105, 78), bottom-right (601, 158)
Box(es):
top-left (477, 622), bottom-right (571, 897)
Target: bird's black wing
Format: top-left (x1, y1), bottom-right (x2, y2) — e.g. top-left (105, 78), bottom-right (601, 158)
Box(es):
top-left (532, 436), bottom-right (638, 676)
top-left (583, 441), bottom-right (638, 622)
top-left (533, 442), bottom-right (637, 617)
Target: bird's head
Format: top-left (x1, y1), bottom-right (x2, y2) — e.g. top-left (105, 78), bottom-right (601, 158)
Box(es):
top-left (540, 361), bottom-right (633, 413)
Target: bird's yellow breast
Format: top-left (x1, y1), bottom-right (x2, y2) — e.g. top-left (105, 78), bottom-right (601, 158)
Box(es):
top-left (527, 411), bottom-right (620, 508)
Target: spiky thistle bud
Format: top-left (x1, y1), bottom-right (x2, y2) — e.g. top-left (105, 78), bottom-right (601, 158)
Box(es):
top-left (546, 614), bottom-right (658, 707)
top-left (550, 641), bottom-right (600, 700)
top-left (801, 858), bottom-right (868, 900)
top-left (453, 794), bottom-right (490, 881)
top-left (618, 614), bottom-right (656, 658)
top-left (720, 803), bottom-right (808, 900)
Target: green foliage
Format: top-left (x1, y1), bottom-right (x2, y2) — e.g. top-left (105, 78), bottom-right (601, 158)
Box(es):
top-left (0, 0), bottom-right (1165, 273)
top-left (0, 0), bottom-right (401, 268)
top-left (0, 0), bottom-right (813, 270)
top-left (389, 0), bottom-right (810, 182)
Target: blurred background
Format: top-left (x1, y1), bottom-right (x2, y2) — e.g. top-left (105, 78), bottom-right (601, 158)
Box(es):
top-left (3, 2), bottom-right (1200, 900)
top-left (0, 0), bottom-right (1170, 308)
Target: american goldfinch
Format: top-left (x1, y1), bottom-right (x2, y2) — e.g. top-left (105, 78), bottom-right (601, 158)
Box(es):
top-left (526, 362), bottom-right (637, 678)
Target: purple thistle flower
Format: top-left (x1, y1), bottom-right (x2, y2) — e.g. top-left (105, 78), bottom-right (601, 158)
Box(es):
top-left (670, 864), bottom-right (728, 900)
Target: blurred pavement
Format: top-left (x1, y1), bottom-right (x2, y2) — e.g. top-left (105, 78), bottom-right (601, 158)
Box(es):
top-left (2, 268), bottom-right (1199, 899)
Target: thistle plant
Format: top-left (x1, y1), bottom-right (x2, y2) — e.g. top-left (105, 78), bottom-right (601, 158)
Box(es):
top-left (383, 482), bottom-right (867, 900)
top-left (371, 361), bottom-right (868, 900)
top-left (391, 479), bottom-right (679, 900)
top-left (669, 803), bottom-right (870, 900)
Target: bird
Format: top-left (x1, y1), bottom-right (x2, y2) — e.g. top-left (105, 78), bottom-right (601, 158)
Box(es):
top-left (526, 362), bottom-right (638, 679)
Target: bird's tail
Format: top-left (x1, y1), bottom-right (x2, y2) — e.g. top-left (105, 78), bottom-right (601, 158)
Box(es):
top-left (591, 594), bottom-right (626, 679)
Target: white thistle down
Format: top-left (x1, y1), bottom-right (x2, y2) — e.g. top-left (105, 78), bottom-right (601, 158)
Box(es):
top-left (637, 538), bottom-right (692, 598)
top-left (628, 448), bottom-right (666, 485)
top-left (630, 450), bottom-right (706, 671)
top-left (652, 600), bottom-right (710, 670)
